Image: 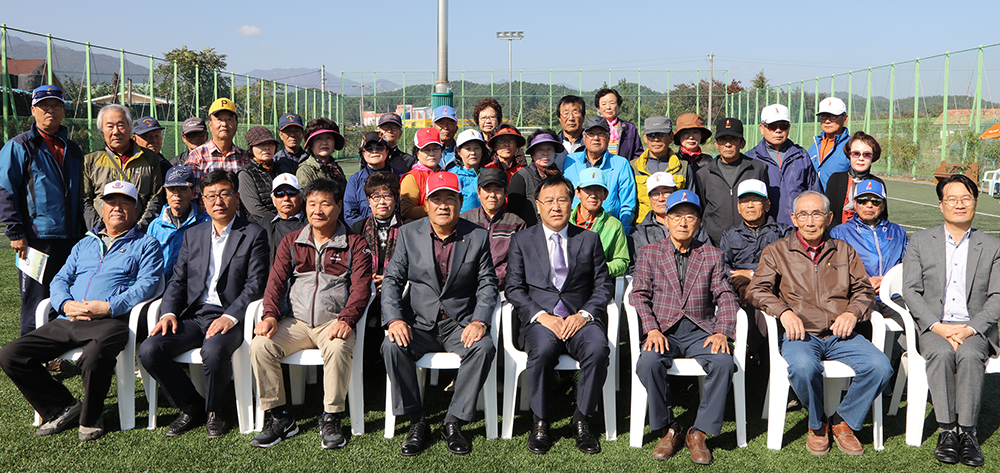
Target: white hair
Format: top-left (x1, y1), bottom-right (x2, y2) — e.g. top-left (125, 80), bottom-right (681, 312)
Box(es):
top-left (792, 190), bottom-right (830, 214)
top-left (96, 104), bottom-right (133, 135)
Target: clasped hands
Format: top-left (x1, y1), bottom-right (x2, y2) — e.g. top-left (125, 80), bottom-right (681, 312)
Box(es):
top-left (780, 310), bottom-right (857, 340)
top-left (63, 300), bottom-right (110, 321)
top-left (931, 323), bottom-right (975, 351)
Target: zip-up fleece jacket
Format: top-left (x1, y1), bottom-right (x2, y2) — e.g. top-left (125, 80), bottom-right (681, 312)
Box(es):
top-left (694, 154), bottom-right (771, 246)
top-left (49, 224), bottom-right (164, 318)
top-left (82, 142), bottom-right (166, 231)
top-left (807, 127), bottom-right (851, 190)
top-left (745, 139), bottom-right (819, 226)
top-left (147, 205), bottom-right (211, 282)
top-left (262, 224), bottom-right (373, 328)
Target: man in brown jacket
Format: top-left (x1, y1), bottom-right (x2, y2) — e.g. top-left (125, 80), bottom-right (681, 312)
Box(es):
top-left (747, 190), bottom-right (891, 457)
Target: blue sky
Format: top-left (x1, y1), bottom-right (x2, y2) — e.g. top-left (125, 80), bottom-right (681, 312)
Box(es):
top-left (5, 0), bottom-right (999, 91)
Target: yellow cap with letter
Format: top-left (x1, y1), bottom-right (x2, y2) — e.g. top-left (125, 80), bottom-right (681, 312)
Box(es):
top-left (209, 97), bottom-right (237, 116)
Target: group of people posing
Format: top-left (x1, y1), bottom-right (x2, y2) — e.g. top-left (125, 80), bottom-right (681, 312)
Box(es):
top-left (0, 85), bottom-right (995, 469)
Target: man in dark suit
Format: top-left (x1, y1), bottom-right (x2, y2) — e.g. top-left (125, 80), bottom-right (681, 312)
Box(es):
top-left (139, 170), bottom-right (269, 438)
top-left (902, 174), bottom-right (1000, 467)
top-left (630, 190), bottom-right (738, 465)
top-left (505, 175), bottom-right (613, 455)
top-left (381, 171), bottom-right (499, 457)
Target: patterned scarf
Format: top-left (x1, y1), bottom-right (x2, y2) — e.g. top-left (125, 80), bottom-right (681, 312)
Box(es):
top-left (322, 159), bottom-right (346, 182)
top-left (363, 215), bottom-right (399, 275)
top-left (535, 161), bottom-right (561, 178)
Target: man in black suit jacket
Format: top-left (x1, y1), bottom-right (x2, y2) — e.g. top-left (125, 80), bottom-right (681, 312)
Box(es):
top-left (139, 170), bottom-right (269, 438)
top-left (505, 175), bottom-right (613, 455)
top-left (381, 171), bottom-right (499, 457)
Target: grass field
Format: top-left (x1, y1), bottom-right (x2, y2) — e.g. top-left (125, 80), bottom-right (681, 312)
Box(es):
top-left (1, 176), bottom-right (1000, 472)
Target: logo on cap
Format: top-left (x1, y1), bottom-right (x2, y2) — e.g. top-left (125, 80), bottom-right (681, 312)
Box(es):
top-left (866, 181), bottom-right (873, 190)
top-left (681, 192), bottom-right (689, 201)
top-left (726, 119), bottom-right (731, 127)
top-left (112, 182), bottom-right (125, 189)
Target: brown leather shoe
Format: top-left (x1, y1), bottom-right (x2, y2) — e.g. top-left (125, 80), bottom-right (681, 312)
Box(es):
top-left (806, 423), bottom-right (830, 456)
top-left (652, 426), bottom-right (685, 460)
top-left (686, 428), bottom-right (712, 465)
top-left (831, 421), bottom-right (864, 456)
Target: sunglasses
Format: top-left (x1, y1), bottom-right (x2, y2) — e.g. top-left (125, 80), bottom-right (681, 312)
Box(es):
top-left (363, 143), bottom-right (387, 152)
top-left (273, 189), bottom-right (299, 198)
top-left (855, 196), bottom-right (883, 206)
top-left (764, 122), bottom-right (790, 132)
top-left (849, 151), bottom-right (874, 159)
top-left (646, 132), bottom-right (671, 140)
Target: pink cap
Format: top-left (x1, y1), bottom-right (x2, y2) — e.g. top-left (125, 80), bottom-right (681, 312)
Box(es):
top-left (425, 171), bottom-right (461, 197)
top-left (414, 128), bottom-right (443, 149)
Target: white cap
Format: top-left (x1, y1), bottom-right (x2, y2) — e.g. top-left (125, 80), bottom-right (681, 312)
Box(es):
top-left (646, 172), bottom-right (678, 194)
top-left (455, 129), bottom-right (485, 149)
top-left (760, 104), bottom-right (790, 124)
top-left (817, 97), bottom-right (847, 116)
top-left (737, 179), bottom-right (768, 199)
top-left (271, 173), bottom-right (301, 192)
top-left (102, 180), bottom-right (139, 201)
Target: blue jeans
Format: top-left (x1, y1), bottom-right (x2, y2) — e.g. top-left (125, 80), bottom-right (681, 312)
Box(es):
top-left (780, 332), bottom-right (893, 431)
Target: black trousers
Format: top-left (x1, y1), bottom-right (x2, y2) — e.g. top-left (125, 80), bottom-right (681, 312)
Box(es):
top-left (19, 238), bottom-right (73, 335)
top-left (0, 317), bottom-right (128, 426)
top-left (523, 322), bottom-right (609, 420)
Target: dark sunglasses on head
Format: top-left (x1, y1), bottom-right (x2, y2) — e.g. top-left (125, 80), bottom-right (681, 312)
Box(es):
top-left (856, 196), bottom-right (883, 206)
top-left (764, 122), bottom-right (790, 131)
top-left (273, 189), bottom-right (299, 198)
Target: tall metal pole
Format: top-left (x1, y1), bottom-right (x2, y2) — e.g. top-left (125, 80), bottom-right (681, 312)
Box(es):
top-left (321, 65), bottom-right (326, 117)
top-left (432, 0), bottom-right (453, 108)
top-left (708, 53), bottom-right (714, 126)
top-left (508, 39), bottom-right (513, 115)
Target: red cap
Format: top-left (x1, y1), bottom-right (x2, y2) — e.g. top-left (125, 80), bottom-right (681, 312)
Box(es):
top-left (414, 128), bottom-right (443, 149)
top-left (425, 171), bottom-right (461, 197)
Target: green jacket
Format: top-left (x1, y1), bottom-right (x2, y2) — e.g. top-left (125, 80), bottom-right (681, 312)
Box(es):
top-left (296, 155), bottom-right (347, 190)
top-left (82, 141), bottom-right (166, 231)
top-left (571, 204), bottom-right (630, 277)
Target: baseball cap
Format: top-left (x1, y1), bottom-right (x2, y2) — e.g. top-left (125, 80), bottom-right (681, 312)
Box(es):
top-left (133, 116), bottom-right (163, 135)
top-left (361, 131), bottom-right (386, 147)
top-left (817, 97), bottom-right (847, 116)
top-left (31, 85), bottom-right (65, 106)
top-left (582, 115), bottom-right (610, 132)
top-left (478, 168), bottom-right (507, 189)
top-left (278, 113), bottom-right (304, 130)
top-left (715, 117), bottom-right (745, 140)
top-left (854, 179), bottom-right (886, 199)
top-left (378, 113), bottom-right (403, 128)
top-left (164, 166), bottom-right (196, 188)
top-left (577, 168), bottom-right (607, 191)
top-left (646, 172), bottom-right (677, 194)
top-left (456, 129), bottom-right (486, 149)
top-left (665, 190), bottom-right (701, 213)
top-left (644, 116), bottom-right (673, 135)
top-left (425, 171), bottom-right (461, 197)
top-left (245, 126), bottom-right (279, 148)
top-left (760, 104), bottom-right (790, 124)
top-left (209, 97), bottom-right (237, 116)
top-left (737, 179), bottom-right (768, 199)
top-left (181, 117), bottom-right (207, 135)
top-left (271, 173), bottom-right (301, 192)
top-left (102, 180), bottom-right (139, 202)
top-left (526, 133), bottom-right (565, 155)
top-left (433, 105), bottom-right (457, 124)
top-left (414, 128), bottom-right (443, 149)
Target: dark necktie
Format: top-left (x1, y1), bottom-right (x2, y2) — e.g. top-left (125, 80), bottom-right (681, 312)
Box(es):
top-left (551, 233), bottom-right (571, 317)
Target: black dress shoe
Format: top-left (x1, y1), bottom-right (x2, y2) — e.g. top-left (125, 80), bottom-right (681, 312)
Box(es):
top-left (934, 430), bottom-right (960, 464)
top-left (166, 410), bottom-right (205, 437)
top-left (527, 420), bottom-right (551, 455)
top-left (400, 420), bottom-right (430, 457)
top-left (571, 420), bottom-right (601, 454)
top-left (441, 422), bottom-right (470, 455)
top-left (959, 431), bottom-right (985, 467)
top-left (206, 412), bottom-right (226, 438)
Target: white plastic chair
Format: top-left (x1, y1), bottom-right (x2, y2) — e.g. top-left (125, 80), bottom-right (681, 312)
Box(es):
top-left (144, 299), bottom-right (260, 434)
top-left (877, 264), bottom-right (909, 417)
top-left (761, 310), bottom-right (887, 450)
top-left (622, 283), bottom-right (748, 448)
top-left (383, 295), bottom-right (501, 439)
top-left (31, 296), bottom-right (157, 431)
top-left (500, 293), bottom-right (619, 440)
top-left (251, 283), bottom-right (377, 435)
top-left (980, 169), bottom-right (1000, 196)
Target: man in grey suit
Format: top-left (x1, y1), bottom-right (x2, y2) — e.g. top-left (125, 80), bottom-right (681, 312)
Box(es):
top-left (902, 174), bottom-right (1000, 467)
top-left (381, 171), bottom-right (499, 457)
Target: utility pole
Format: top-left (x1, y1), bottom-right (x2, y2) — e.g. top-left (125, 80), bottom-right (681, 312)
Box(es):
top-left (708, 53), bottom-right (715, 127)
top-left (352, 82), bottom-right (370, 126)
top-left (321, 65), bottom-right (326, 117)
top-left (432, 0), bottom-right (453, 108)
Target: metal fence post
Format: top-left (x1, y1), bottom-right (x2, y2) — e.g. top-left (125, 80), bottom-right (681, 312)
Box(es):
top-left (636, 70), bottom-right (641, 133)
top-left (46, 34), bottom-right (53, 85)
top-left (194, 64), bottom-right (200, 119)
top-left (86, 43), bottom-right (93, 150)
top-left (148, 55), bottom-right (155, 119)
top-left (1, 24), bottom-right (8, 143)
top-left (548, 70), bottom-right (553, 129)
top-left (813, 79), bottom-right (820, 137)
top-left (887, 63), bottom-right (895, 175)
top-left (912, 58), bottom-right (920, 178)
top-left (173, 61), bottom-right (178, 155)
top-left (864, 68), bottom-right (872, 134)
top-left (214, 69), bottom-right (218, 102)
top-left (798, 81), bottom-right (805, 144)
top-left (119, 49), bottom-right (125, 105)
top-left (940, 53), bottom-right (950, 162)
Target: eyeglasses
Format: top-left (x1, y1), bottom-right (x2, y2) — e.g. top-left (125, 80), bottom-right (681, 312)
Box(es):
top-left (585, 131), bottom-right (609, 138)
top-left (794, 210), bottom-right (829, 220)
top-left (368, 193), bottom-right (394, 202)
top-left (479, 115), bottom-right (498, 121)
top-left (667, 214), bottom-right (699, 223)
top-left (942, 196), bottom-right (976, 207)
top-left (855, 196), bottom-right (883, 206)
top-left (738, 196), bottom-right (766, 205)
top-left (495, 137), bottom-right (517, 146)
top-left (273, 189), bottom-right (299, 198)
top-left (203, 191), bottom-right (235, 203)
top-left (646, 133), bottom-right (671, 140)
top-left (764, 122), bottom-right (790, 132)
top-left (849, 151), bottom-right (874, 159)
top-left (559, 110), bottom-right (583, 118)
top-left (363, 144), bottom-right (386, 152)
top-left (537, 197), bottom-right (571, 207)
top-left (818, 113), bottom-right (843, 122)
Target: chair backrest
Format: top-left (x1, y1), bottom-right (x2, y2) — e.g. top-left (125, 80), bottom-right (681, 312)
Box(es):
top-left (879, 264), bottom-right (919, 354)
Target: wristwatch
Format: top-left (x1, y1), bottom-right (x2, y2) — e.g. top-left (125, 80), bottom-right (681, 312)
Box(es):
top-left (580, 311), bottom-right (594, 323)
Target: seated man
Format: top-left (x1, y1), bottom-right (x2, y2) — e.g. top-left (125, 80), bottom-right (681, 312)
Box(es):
top-left (0, 181), bottom-right (162, 441)
top-left (250, 178), bottom-right (373, 449)
top-left (571, 168), bottom-right (630, 278)
top-left (902, 175), bottom-right (1000, 467)
top-left (747, 190), bottom-right (891, 456)
top-left (139, 170), bottom-right (269, 438)
top-left (506, 175), bottom-right (613, 455)
top-left (381, 172), bottom-right (499, 457)
top-left (147, 166), bottom-right (210, 282)
top-left (461, 168), bottom-right (527, 288)
top-left (261, 173), bottom-right (307, 263)
top-left (630, 190), bottom-right (738, 465)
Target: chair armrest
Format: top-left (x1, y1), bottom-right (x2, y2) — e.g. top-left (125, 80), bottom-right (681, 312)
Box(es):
top-left (501, 296), bottom-right (518, 355)
top-left (245, 299), bottom-right (263, 344)
top-left (623, 282), bottom-right (641, 365)
top-left (36, 298), bottom-right (52, 328)
top-left (733, 308), bottom-right (748, 368)
top-left (869, 310), bottom-right (886, 355)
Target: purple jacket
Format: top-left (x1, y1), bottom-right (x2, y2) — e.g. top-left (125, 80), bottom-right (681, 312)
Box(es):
top-left (615, 119), bottom-right (645, 161)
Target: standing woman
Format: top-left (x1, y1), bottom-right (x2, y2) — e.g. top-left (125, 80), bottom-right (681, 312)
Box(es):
top-left (825, 131), bottom-right (888, 226)
top-left (238, 126), bottom-right (296, 223)
top-left (508, 128), bottom-right (564, 226)
top-left (399, 128), bottom-right (445, 221)
top-left (344, 131), bottom-right (403, 227)
top-left (446, 129), bottom-right (487, 213)
top-left (596, 88), bottom-right (644, 160)
top-left (484, 124), bottom-right (526, 184)
top-left (297, 117), bottom-right (347, 190)
top-left (473, 97), bottom-right (503, 141)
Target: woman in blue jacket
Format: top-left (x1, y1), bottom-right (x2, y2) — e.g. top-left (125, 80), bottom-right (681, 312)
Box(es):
top-left (829, 179), bottom-right (907, 296)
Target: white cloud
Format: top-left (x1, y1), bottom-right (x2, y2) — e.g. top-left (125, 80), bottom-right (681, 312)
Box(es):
top-left (237, 25), bottom-right (262, 37)
top-left (256, 44), bottom-right (271, 50)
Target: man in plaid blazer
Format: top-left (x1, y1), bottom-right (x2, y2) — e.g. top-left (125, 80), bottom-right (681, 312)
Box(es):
top-left (629, 190), bottom-right (739, 465)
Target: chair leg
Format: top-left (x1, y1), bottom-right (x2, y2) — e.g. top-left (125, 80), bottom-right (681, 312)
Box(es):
top-left (189, 364), bottom-right (207, 397)
top-left (766, 371), bottom-right (790, 450)
top-left (384, 374), bottom-right (396, 439)
top-left (140, 365), bottom-right (157, 430)
top-left (733, 368), bottom-right (747, 448)
top-left (872, 394), bottom-right (884, 450)
top-left (501, 362), bottom-right (520, 439)
top-left (823, 378), bottom-right (847, 417)
top-left (888, 352), bottom-right (908, 416)
top-left (288, 365), bottom-right (306, 405)
top-left (603, 365), bottom-right (617, 441)
top-left (233, 347), bottom-right (254, 434)
top-left (484, 357), bottom-right (498, 439)
top-left (519, 371), bottom-right (530, 412)
top-left (905, 357), bottom-right (929, 446)
top-left (628, 370), bottom-right (647, 448)
top-left (348, 362), bottom-right (365, 436)
top-left (761, 379), bottom-right (770, 420)
top-left (115, 350), bottom-right (136, 431)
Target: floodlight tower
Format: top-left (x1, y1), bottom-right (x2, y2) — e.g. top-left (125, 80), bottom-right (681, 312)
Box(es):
top-left (432, 0), bottom-right (453, 109)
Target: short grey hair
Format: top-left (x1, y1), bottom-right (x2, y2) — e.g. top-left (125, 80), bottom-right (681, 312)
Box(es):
top-left (96, 104), bottom-right (133, 135)
top-left (792, 190), bottom-right (830, 214)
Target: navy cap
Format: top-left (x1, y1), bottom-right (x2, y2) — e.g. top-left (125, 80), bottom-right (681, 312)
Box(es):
top-left (665, 190), bottom-right (702, 213)
top-left (133, 116), bottom-right (163, 135)
top-left (31, 85), bottom-right (65, 106)
top-left (181, 117), bottom-right (206, 135)
top-left (378, 113), bottom-right (403, 127)
top-left (164, 165), bottom-right (196, 188)
top-left (278, 113), bottom-right (304, 130)
top-left (582, 115), bottom-right (610, 132)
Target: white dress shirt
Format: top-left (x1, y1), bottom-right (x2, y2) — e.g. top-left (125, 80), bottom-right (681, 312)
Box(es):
top-left (202, 219), bottom-right (239, 324)
top-left (942, 227), bottom-right (971, 323)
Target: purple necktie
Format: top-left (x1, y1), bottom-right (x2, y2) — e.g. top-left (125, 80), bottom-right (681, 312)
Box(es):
top-left (551, 233), bottom-right (571, 317)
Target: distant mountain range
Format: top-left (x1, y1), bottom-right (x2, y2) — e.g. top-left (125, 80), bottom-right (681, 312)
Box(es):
top-left (243, 68), bottom-right (402, 96)
top-left (7, 34), bottom-right (150, 84)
